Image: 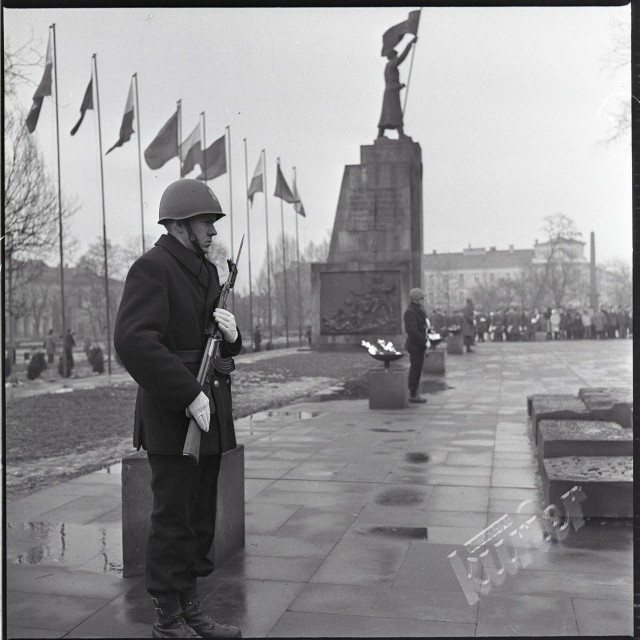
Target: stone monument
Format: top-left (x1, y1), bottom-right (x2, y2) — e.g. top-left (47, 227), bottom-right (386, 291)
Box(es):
top-left (311, 19), bottom-right (423, 350)
top-left (311, 137), bottom-right (423, 349)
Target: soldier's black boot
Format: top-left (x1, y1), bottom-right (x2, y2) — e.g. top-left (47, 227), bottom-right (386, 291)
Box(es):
top-left (151, 594), bottom-right (201, 638)
top-left (180, 596), bottom-right (242, 638)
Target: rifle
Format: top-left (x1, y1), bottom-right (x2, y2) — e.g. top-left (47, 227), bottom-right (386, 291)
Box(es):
top-left (182, 235), bottom-right (244, 463)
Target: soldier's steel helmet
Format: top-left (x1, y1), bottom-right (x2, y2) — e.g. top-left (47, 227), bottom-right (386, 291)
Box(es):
top-left (158, 178), bottom-right (226, 224)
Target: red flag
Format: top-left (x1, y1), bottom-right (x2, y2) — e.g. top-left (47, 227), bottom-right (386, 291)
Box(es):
top-left (106, 79), bottom-right (135, 154)
top-left (274, 164), bottom-right (296, 204)
top-left (144, 111), bottom-right (178, 169)
top-left (381, 10), bottom-right (420, 57)
top-left (292, 177), bottom-right (306, 217)
top-left (196, 134), bottom-right (226, 181)
top-left (70, 77), bottom-right (94, 135)
top-left (25, 32), bottom-right (53, 133)
top-left (180, 123), bottom-right (201, 177)
top-left (247, 155), bottom-right (264, 204)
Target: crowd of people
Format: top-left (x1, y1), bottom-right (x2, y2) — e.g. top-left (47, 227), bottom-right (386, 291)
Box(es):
top-left (428, 304), bottom-right (632, 343)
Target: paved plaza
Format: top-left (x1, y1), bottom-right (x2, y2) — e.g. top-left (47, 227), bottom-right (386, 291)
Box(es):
top-left (5, 339), bottom-right (634, 637)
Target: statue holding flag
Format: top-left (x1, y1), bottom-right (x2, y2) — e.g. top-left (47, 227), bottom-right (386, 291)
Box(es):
top-left (377, 9), bottom-right (420, 140)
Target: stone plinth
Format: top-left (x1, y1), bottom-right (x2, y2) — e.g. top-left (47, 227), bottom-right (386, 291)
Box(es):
top-left (121, 446), bottom-right (245, 578)
top-left (311, 138), bottom-right (423, 350)
top-left (541, 456), bottom-right (633, 518)
top-left (446, 334), bottom-right (464, 355)
top-left (578, 387), bottom-right (633, 429)
top-left (368, 366), bottom-right (409, 409)
top-left (527, 394), bottom-right (592, 443)
top-left (537, 419), bottom-right (632, 462)
top-left (423, 349), bottom-right (445, 375)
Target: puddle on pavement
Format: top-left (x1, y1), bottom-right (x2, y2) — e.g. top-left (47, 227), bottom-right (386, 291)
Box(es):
top-left (244, 410), bottom-right (323, 423)
top-left (374, 486), bottom-right (425, 506)
top-left (358, 525), bottom-right (428, 541)
top-left (7, 522), bottom-right (123, 574)
top-left (404, 452), bottom-right (430, 463)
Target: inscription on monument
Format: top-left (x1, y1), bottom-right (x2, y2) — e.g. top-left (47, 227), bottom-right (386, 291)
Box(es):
top-left (320, 271), bottom-right (402, 335)
top-left (345, 188), bottom-right (403, 232)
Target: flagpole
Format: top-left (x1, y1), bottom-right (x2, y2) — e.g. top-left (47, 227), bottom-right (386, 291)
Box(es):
top-left (51, 23), bottom-right (68, 377)
top-left (226, 125), bottom-right (235, 312)
top-left (243, 138), bottom-right (254, 350)
top-left (93, 54), bottom-right (112, 375)
top-left (133, 73), bottom-right (146, 253)
top-left (200, 112), bottom-right (206, 181)
top-left (177, 100), bottom-right (182, 179)
top-left (293, 166), bottom-right (303, 347)
top-left (263, 149), bottom-right (273, 347)
top-left (402, 8), bottom-right (422, 115)
top-left (277, 158), bottom-right (290, 348)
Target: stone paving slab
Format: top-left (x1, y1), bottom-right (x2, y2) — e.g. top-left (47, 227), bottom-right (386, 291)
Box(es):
top-left (5, 340), bottom-right (634, 638)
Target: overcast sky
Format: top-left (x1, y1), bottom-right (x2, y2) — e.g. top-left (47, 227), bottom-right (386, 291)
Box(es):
top-left (4, 5), bottom-right (632, 292)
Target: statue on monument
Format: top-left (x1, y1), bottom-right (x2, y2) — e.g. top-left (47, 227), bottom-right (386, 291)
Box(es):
top-left (377, 36), bottom-right (417, 140)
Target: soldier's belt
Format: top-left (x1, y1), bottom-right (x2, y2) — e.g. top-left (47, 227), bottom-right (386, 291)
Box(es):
top-left (173, 349), bottom-right (235, 377)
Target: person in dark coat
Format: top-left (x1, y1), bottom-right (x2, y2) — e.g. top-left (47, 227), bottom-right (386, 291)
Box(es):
top-left (462, 298), bottom-right (475, 352)
top-left (404, 287), bottom-right (428, 403)
top-left (114, 179), bottom-right (242, 639)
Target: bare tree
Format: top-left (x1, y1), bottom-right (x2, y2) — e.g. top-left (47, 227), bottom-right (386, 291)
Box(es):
top-left (599, 14), bottom-right (631, 144)
top-left (600, 258), bottom-right (632, 308)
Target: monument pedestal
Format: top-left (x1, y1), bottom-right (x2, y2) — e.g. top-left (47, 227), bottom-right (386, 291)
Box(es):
top-left (447, 334), bottom-right (464, 355)
top-left (423, 349), bottom-right (445, 375)
top-left (312, 138), bottom-right (423, 350)
top-left (121, 445), bottom-right (245, 578)
top-left (368, 366), bottom-right (409, 409)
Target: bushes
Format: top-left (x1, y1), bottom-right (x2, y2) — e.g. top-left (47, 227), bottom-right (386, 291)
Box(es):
top-left (88, 346), bottom-right (105, 374)
top-left (27, 352), bottom-right (47, 380)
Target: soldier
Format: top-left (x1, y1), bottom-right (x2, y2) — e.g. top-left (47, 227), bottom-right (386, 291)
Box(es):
top-left (114, 179), bottom-right (243, 638)
top-left (404, 287), bottom-right (428, 403)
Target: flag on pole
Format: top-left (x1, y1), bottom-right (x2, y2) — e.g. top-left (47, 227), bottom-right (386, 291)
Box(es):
top-left (292, 177), bottom-right (306, 217)
top-left (144, 110), bottom-right (179, 169)
top-left (381, 10), bottom-right (420, 57)
top-left (180, 123), bottom-right (201, 177)
top-left (25, 32), bottom-right (53, 133)
top-left (106, 79), bottom-right (135, 154)
top-left (274, 164), bottom-right (296, 203)
top-left (196, 134), bottom-right (226, 180)
top-left (70, 77), bottom-right (94, 135)
top-left (247, 155), bottom-right (264, 204)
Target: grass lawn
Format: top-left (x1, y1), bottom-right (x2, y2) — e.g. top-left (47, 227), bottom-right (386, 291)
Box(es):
top-left (5, 349), bottom-right (376, 496)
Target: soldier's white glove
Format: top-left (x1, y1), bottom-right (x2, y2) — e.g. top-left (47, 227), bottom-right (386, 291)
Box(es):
top-left (213, 307), bottom-right (238, 343)
top-left (185, 391), bottom-right (210, 432)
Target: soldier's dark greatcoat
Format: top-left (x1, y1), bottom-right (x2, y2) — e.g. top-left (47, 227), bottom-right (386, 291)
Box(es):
top-left (114, 233), bottom-right (242, 455)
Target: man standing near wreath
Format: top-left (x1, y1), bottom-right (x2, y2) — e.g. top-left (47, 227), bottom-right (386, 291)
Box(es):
top-left (114, 179), bottom-right (243, 638)
top-left (404, 287), bottom-right (428, 403)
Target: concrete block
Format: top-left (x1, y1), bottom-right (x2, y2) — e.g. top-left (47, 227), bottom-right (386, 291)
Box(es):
top-left (423, 349), bottom-right (445, 375)
top-left (537, 420), bottom-right (632, 462)
top-left (121, 446), bottom-right (245, 578)
top-left (368, 366), bottom-right (409, 409)
top-left (446, 334), bottom-right (464, 355)
top-left (527, 394), bottom-right (591, 443)
top-left (541, 456), bottom-right (632, 518)
top-left (578, 387), bottom-right (633, 429)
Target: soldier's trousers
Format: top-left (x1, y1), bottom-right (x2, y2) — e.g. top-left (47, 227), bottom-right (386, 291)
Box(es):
top-left (408, 348), bottom-right (426, 395)
top-left (146, 452), bottom-right (222, 596)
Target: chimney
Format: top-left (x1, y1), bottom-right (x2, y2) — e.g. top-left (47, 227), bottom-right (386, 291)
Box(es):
top-left (509, 244), bottom-right (514, 253)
